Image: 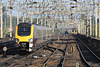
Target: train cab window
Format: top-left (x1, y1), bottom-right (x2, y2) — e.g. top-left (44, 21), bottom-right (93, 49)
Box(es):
top-left (18, 23), bottom-right (31, 36)
top-left (18, 27), bottom-right (31, 36)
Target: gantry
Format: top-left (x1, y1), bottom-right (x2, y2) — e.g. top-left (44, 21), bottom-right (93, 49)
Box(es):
top-left (0, 0), bottom-right (100, 38)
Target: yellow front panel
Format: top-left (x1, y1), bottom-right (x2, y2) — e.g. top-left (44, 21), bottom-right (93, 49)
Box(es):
top-left (15, 25), bottom-right (34, 44)
top-left (74, 30), bottom-right (75, 34)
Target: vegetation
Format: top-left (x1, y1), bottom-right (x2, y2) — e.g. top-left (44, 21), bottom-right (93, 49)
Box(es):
top-left (3, 27), bottom-right (10, 37)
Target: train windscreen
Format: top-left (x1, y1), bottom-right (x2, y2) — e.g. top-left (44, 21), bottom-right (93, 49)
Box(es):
top-left (72, 29), bottom-right (76, 32)
top-left (18, 23), bottom-right (31, 36)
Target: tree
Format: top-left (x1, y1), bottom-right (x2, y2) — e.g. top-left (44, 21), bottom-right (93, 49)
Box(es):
top-left (3, 27), bottom-right (9, 37)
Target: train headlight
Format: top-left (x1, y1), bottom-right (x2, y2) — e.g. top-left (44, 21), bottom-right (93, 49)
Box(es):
top-left (29, 38), bottom-right (33, 43)
top-left (15, 38), bottom-right (19, 43)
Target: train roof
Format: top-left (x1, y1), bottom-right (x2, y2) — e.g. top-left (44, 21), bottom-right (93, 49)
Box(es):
top-left (18, 22), bottom-right (32, 25)
top-left (34, 25), bottom-right (52, 30)
top-left (18, 22), bottom-right (52, 30)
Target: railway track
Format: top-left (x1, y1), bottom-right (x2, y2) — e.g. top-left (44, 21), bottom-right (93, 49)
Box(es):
top-left (42, 43), bottom-right (62, 67)
top-left (75, 37), bottom-right (100, 67)
top-left (0, 51), bottom-right (29, 67)
top-left (0, 34), bottom-right (83, 67)
top-left (42, 35), bottom-right (68, 67)
top-left (41, 35), bottom-right (82, 67)
top-left (0, 50), bottom-right (42, 67)
top-left (0, 35), bottom-right (61, 67)
top-left (0, 38), bottom-right (13, 43)
top-left (57, 36), bottom-right (68, 67)
top-left (62, 35), bottom-right (82, 67)
top-left (27, 34), bottom-right (82, 67)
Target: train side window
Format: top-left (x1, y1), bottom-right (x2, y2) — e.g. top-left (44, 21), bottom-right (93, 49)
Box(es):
top-left (37, 30), bottom-right (41, 40)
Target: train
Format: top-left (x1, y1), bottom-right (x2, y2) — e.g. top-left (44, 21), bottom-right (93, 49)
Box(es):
top-left (15, 22), bottom-right (52, 52)
top-left (72, 29), bottom-right (77, 34)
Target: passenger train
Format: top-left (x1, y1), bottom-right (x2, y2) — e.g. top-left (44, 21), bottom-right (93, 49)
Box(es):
top-left (15, 22), bottom-right (52, 52)
top-left (72, 29), bottom-right (77, 34)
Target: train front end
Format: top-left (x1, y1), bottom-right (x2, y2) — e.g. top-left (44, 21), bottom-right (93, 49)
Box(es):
top-left (15, 23), bottom-right (34, 52)
top-left (72, 29), bottom-right (77, 34)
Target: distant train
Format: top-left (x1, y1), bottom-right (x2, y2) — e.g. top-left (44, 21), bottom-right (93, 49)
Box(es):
top-left (15, 23), bottom-right (52, 52)
top-left (72, 29), bottom-right (77, 34)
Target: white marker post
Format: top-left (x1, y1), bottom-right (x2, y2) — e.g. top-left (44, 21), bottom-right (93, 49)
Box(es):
top-left (3, 46), bottom-right (7, 57)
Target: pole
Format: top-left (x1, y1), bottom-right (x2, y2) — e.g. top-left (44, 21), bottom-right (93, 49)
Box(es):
top-left (81, 20), bottom-right (84, 34)
top-left (31, 15), bottom-right (33, 23)
top-left (41, 19), bottom-right (43, 25)
top-left (92, 1), bottom-right (95, 36)
top-left (45, 19), bottom-right (46, 26)
top-left (1, 3), bottom-right (3, 38)
top-left (83, 20), bottom-right (85, 34)
top-left (37, 17), bottom-right (38, 24)
top-left (23, 13), bottom-right (24, 22)
top-left (78, 24), bottom-right (80, 33)
top-left (90, 13), bottom-right (92, 36)
top-left (26, 16), bottom-right (28, 22)
top-left (80, 20), bottom-right (81, 34)
top-left (81, 20), bottom-right (83, 34)
top-left (86, 14), bottom-right (88, 36)
top-left (95, 7), bottom-right (97, 37)
top-left (99, 4), bottom-right (100, 38)
top-left (93, 10), bottom-right (94, 36)
top-left (17, 11), bottom-right (19, 25)
top-left (53, 23), bottom-right (55, 33)
top-left (10, 8), bottom-right (12, 37)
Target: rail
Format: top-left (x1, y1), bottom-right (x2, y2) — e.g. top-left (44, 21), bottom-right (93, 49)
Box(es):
top-left (75, 36), bottom-right (100, 67)
top-left (61, 37), bottom-right (68, 67)
top-left (42, 35), bottom-right (69, 67)
top-left (42, 44), bottom-right (61, 67)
